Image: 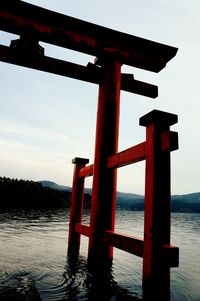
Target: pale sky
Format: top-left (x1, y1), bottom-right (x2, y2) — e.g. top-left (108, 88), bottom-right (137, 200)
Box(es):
top-left (0, 0), bottom-right (200, 195)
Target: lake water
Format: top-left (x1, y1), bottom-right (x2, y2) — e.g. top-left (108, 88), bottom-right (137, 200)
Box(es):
top-left (0, 209), bottom-right (199, 300)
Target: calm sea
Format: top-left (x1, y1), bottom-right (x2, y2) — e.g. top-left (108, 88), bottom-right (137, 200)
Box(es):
top-left (0, 209), bottom-right (199, 300)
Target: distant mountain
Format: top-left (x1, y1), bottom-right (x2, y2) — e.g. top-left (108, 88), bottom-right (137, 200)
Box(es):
top-left (116, 191), bottom-right (144, 210)
top-left (2, 178), bottom-right (199, 213)
top-left (39, 181), bottom-right (72, 192)
top-left (172, 192), bottom-right (200, 203)
top-left (39, 180), bottom-right (200, 213)
top-left (171, 193), bottom-right (200, 212)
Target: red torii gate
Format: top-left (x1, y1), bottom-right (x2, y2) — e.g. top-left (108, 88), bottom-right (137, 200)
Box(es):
top-left (69, 111), bottom-right (179, 300)
top-left (0, 1), bottom-right (179, 300)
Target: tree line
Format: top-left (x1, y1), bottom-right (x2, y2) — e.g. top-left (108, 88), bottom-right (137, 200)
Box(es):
top-left (0, 177), bottom-right (91, 209)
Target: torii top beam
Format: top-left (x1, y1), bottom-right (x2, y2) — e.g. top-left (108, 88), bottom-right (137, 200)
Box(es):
top-left (0, 0), bottom-right (177, 73)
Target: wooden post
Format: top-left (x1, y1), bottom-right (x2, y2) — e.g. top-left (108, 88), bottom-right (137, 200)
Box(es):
top-left (68, 157), bottom-right (89, 257)
top-left (140, 110), bottom-right (178, 300)
top-left (88, 57), bottom-right (121, 268)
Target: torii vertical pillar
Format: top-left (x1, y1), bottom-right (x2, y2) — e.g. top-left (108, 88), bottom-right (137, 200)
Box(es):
top-left (140, 110), bottom-right (178, 300)
top-left (88, 57), bottom-right (121, 269)
top-left (68, 157), bottom-right (89, 258)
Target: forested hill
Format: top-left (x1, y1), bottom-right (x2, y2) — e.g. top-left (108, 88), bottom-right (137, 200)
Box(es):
top-left (0, 177), bottom-right (90, 209)
top-left (40, 180), bottom-right (200, 213)
top-left (0, 177), bottom-right (200, 212)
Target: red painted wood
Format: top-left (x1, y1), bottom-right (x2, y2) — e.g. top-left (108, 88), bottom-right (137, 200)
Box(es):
top-left (107, 142), bottom-right (146, 169)
top-left (0, 44), bottom-right (158, 98)
top-left (76, 131), bottom-right (178, 179)
top-left (68, 109), bottom-right (179, 299)
top-left (88, 58), bottom-right (121, 266)
top-left (140, 110), bottom-right (178, 300)
top-left (144, 123), bottom-right (171, 298)
top-left (68, 157), bottom-right (89, 256)
top-left (0, 2), bottom-right (180, 296)
top-left (107, 131), bottom-right (178, 171)
top-left (75, 223), bottom-right (90, 237)
top-left (78, 164), bottom-right (94, 178)
top-left (0, 0), bottom-right (178, 72)
top-left (72, 223), bottom-right (179, 267)
top-left (104, 230), bottom-right (144, 257)
top-left (161, 131), bottom-right (178, 152)
top-left (121, 73), bottom-right (158, 97)
top-left (160, 245), bottom-right (179, 268)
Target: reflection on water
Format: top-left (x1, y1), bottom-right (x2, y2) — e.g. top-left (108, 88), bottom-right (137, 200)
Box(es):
top-left (62, 255), bottom-right (140, 301)
top-left (0, 209), bottom-right (199, 300)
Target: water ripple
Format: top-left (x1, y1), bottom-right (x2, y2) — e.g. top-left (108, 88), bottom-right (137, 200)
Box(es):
top-left (0, 209), bottom-right (199, 300)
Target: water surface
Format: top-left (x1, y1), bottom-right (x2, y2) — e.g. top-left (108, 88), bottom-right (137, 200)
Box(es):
top-left (0, 209), bottom-right (199, 300)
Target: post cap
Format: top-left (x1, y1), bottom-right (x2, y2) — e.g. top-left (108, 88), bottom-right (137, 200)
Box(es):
top-left (72, 157), bottom-right (89, 164)
top-left (139, 109), bottom-right (178, 127)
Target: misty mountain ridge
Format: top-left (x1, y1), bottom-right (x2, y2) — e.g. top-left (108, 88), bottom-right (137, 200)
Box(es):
top-left (39, 180), bottom-right (142, 197)
top-left (39, 180), bottom-right (200, 213)
top-left (0, 177), bottom-right (199, 212)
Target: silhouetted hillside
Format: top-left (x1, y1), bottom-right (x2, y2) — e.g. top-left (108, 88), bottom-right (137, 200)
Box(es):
top-left (0, 177), bottom-right (90, 209)
top-left (39, 180), bottom-right (71, 192)
top-left (39, 180), bottom-right (200, 213)
top-left (171, 193), bottom-right (200, 213)
top-left (1, 177), bottom-right (199, 212)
